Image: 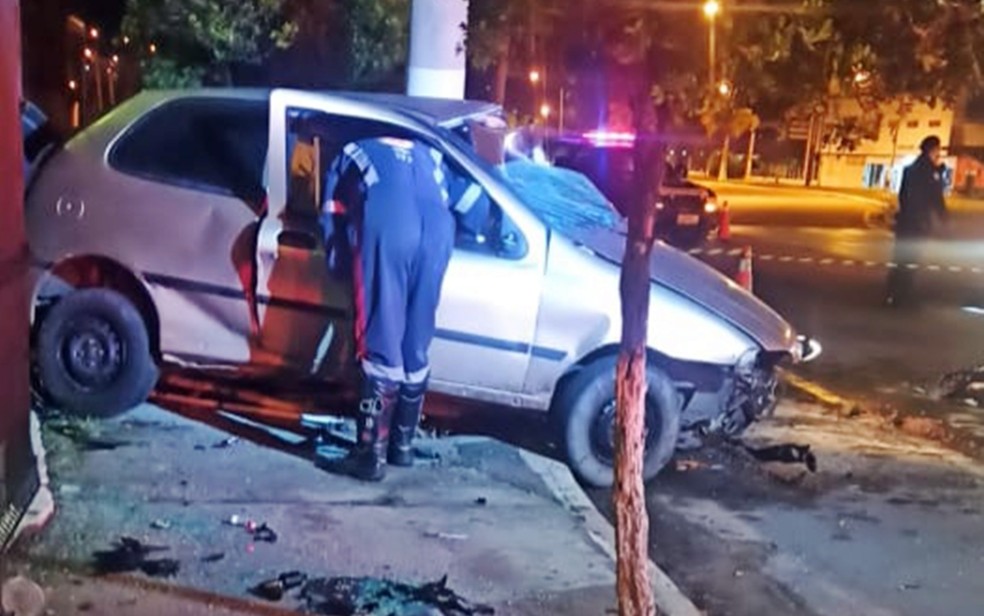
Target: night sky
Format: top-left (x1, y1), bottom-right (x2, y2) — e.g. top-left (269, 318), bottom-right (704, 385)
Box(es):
top-left (70, 0), bottom-right (126, 36)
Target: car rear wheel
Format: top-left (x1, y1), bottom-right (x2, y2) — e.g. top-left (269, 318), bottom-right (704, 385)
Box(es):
top-left (554, 355), bottom-right (681, 488)
top-left (36, 289), bottom-right (158, 418)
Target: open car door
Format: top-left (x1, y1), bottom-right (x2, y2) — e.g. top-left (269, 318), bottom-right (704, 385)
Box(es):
top-left (253, 90), bottom-right (354, 380)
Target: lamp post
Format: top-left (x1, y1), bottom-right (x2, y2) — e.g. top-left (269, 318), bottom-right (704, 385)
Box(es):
top-left (703, 0), bottom-right (720, 88)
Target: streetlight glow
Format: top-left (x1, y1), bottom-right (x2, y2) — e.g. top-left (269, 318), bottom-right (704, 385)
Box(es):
top-left (68, 80), bottom-right (77, 91)
top-left (529, 69), bottom-right (541, 84)
top-left (123, 35), bottom-right (130, 45)
top-left (149, 43), bottom-right (157, 54)
top-left (703, 0), bottom-right (721, 19)
top-left (89, 27), bottom-right (99, 39)
top-left (540, 103), bottom-right (552, 119)
top-left (112, 54), bottom-right (119, 64)
top-left (718, 80), bottom-right (732, 96)
top-left (83, 47), bottom-right (94, 60)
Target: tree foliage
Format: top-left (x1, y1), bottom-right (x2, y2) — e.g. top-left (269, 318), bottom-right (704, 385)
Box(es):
top-left (344, 0), bottom-right (410, 85)
top-left (122, 0), bottom-right (297, 87)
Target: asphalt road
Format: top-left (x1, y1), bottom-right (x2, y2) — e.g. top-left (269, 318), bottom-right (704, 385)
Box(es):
top-left (702, 181), bottom-right (984, 415)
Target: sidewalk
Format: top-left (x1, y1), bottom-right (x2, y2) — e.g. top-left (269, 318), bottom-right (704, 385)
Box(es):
top-left (5, 403), bottom-right (695, 615)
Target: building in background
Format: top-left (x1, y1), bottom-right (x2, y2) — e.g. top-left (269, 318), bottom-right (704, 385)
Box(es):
top-left (817, 98), bottom-right (955, 192)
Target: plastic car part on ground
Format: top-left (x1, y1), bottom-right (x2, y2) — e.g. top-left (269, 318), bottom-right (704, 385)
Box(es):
top-left (299, 575), bottom-right (494, 616)
top-left (92, 537), bottom-right (180, 578)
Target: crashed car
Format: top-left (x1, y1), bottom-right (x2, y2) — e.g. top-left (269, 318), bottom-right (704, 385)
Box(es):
top-left (26, 89), bottom-right (819, 487)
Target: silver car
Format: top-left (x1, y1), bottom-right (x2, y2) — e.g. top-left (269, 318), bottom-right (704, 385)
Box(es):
top-left (26, 89), bottom-right (818, 487)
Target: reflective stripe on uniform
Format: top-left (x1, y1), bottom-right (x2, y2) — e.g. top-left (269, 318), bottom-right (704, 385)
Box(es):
top-left (362, 359), bottom-right (406, 383)
top-left (453, 183), bottom-right (483, 214)
top-left (405, 366), bottom-right (430, 385)
top-left (343, 143), bottom-right (379, 187)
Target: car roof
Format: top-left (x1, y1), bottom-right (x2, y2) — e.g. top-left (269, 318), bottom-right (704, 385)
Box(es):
top-left (140, 88), bottom-right (501, 129)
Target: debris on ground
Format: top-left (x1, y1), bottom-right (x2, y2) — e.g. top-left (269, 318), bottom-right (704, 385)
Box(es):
top-left (298, 575), bottom-right (494, 615)
top-left (674, 459), bottom-right (723, 472)
top-left (250, 571), bottom-right (309, 602)
top-left (1, 576), bottom-right (46, 616)
top-left (936, 366), bottom-right (984, 405)
top-left (422, 532), bottom-right (468, 541)
top-left (201, 552), bottom-right (225, 563)
top-left (92, 537), bottom-right (180, 578)
top-left (150, 519), bottom-right (172, 530)
top-left (474, 497), bottom-right (487, 506)
top-left (213, 437), bottom-right (240, 449)
top-left (743, 443), bottom-right (818, 472)
top-left (222, 515), bottom-right (278, 543)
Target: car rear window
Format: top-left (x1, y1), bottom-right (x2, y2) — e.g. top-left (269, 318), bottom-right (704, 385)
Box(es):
top-left (109, 97), bottom-right (269, 205)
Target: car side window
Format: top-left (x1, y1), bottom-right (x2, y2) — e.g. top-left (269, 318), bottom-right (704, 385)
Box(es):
top-left (441, 159), bottom-right (527, 260)
top-left (109, 97), bottom-right (269, 209)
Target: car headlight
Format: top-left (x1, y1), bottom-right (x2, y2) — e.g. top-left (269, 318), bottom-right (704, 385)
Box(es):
top-left (704, 200), bottom-right (718, 214)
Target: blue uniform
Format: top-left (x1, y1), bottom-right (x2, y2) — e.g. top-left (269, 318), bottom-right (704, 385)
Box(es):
top-left (323, 138), bottom-right (488, 385)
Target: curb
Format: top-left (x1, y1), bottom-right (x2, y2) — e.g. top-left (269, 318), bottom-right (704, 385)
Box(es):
top-left (518, 450), bottom-right (702, 616)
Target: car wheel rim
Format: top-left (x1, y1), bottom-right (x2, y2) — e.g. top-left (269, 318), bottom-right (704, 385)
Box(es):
top-left (60, 316), bottom-right (126, 391)
top-left (590, 398), bottom-right (663, 467)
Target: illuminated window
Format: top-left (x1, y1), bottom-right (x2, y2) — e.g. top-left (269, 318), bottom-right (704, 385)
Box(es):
top-left (906, 120), bottom-right (919, 128)
top-left (929, 120), bottom-right (942, 128)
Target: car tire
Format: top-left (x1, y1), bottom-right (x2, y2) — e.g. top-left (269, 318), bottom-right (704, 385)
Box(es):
top-left (555, 355), bottom-right (681, 488)
top-left (36, 289), bottom-right (158, 418)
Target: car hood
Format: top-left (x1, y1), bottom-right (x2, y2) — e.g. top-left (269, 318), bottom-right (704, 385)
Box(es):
top-left (499, 161), bottom-right (796, 352)
top-left (570, 226), bottom-right (796, 352)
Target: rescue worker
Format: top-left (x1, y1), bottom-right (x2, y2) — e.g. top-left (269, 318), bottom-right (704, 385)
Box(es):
top-left (319, 135), bottom-right (489, 481)
top-left (886, 135), bottom-right (948, 307)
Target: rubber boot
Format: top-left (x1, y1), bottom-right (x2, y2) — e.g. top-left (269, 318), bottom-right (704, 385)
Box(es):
top-left (388, 380), bottom-right (427, 467)
top-left (320, 375), bottom-right (398, 482)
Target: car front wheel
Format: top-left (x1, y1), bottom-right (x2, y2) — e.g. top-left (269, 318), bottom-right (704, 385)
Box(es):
top-left (36, 289), bottom-right (158, 418)
top-left (554, 355), bottom-right (681, 488)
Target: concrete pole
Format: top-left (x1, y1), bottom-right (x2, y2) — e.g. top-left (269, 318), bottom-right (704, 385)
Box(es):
top-left (0, 0), bottom-right (35, 551)
top-left (407, 0), bottom-right (469, 99)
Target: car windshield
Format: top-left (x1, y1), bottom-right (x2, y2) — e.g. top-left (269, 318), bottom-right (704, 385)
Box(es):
top-left (436, 123), bottom-right (622, 235)
top-left (500, 160), bottom-right (623, 235)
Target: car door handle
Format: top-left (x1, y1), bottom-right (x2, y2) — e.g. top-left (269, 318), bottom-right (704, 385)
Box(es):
top-left (278, 230), bottom-right (319, 251)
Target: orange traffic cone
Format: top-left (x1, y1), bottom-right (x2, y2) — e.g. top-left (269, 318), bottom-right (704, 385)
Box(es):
top-left (735, 245), bottom-right (753, 292)
top-left (717, 200), bottom-right (731, 241)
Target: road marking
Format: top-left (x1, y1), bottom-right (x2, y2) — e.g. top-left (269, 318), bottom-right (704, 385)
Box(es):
top-left (682, 245), bottom-right (984, 277)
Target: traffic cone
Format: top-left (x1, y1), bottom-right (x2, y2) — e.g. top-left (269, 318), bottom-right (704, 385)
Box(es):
top-left (735, 245), bottom-right (753, 292)
top-left (717, 200), bottom-right (731, 241)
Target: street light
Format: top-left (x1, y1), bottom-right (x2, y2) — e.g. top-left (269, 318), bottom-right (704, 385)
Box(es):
top-left (718, 80), bottom-right (732, 97)
top-left (539, 103), bottom-right (552, 119)
top-left (148, 43), bottom-right (157, 55)
top-left (703, 0), bottom-right (721, 88)
top-left (89, 27), bottom-right (99, 40)
top-left (83, 47), bottom-right (94, 60)
top-left (529, 69), bottom-right (541, 84)
top-left (67, 80), bottom-right (77, 91)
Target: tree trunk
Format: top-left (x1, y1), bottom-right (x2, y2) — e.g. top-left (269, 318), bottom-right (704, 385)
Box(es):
top-left (614, 83), bottom-right (665, 616)
top-left (717, 134), bottom-right (730, 181)
top-left (492, 47), bottom-right (509, 105)
top-left (744, 129), bottom-right (757, 180)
